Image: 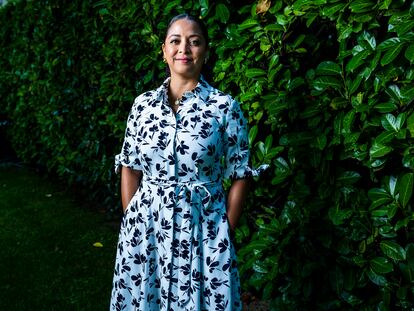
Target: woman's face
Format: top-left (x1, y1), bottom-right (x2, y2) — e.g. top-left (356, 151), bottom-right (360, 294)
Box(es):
top-left (162, 18), bottom-right (208, 80)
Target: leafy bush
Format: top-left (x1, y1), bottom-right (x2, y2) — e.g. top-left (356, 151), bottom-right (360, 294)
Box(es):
top-left (1, 0), bottom-right (413, 309)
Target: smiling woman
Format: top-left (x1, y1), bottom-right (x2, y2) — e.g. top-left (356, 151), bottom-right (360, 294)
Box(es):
top-left (109, 13), bottom-right (267, 311)
top-left (162, 15), bottom-right (208, 84)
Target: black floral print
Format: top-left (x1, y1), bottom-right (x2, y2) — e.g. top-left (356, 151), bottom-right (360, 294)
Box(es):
top-left (111, 77), bottom-right (266, 311)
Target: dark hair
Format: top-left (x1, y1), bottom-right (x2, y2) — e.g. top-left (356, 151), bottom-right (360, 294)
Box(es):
top-left (165, 13), bottom-right (209, 47)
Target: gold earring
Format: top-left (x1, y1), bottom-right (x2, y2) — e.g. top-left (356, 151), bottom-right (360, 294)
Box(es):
top-left (163, 57), bottom-right (167, 63)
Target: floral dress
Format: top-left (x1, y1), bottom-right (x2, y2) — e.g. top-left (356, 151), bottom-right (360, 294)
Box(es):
top-left (110, 77), bottom-right (266, 311)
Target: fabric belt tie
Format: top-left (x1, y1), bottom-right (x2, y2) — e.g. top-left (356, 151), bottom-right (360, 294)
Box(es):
top-left (142, 175), bottom-right (218, 211)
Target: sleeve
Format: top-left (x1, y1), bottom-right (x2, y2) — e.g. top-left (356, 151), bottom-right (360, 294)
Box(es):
top-left (114, 98), bottom-right (143, 174)
top-left (223, 99), bottom-right (269, 179)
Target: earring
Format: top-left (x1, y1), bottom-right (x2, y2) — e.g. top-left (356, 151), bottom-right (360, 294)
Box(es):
top-left (163, 57), bottom-right (167, 63)
top-left (204, 57), bottom-right (208, 64)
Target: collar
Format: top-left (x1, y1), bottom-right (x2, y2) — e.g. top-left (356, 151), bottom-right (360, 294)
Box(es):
top-left (153, 75), bottom-right (212, 105)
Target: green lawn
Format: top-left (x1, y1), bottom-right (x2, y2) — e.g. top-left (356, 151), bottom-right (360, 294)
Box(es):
top-left (0, 165), bottom-right (119, 310)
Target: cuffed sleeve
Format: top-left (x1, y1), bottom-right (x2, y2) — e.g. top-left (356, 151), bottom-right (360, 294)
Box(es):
top-left (223, 99), bottom-right (268, 179)
top-left (114, 98), bottom-right (143, 174)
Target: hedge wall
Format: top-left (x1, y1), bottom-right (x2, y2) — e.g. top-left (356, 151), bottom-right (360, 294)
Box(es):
top-left (1, 0), bottom-right (414, 309)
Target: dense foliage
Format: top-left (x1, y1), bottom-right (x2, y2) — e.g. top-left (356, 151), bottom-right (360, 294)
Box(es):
top-left (1, 0), bottom-right (413, 309)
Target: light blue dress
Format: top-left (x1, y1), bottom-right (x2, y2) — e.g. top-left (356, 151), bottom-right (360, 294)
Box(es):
top-left (110, 77), bottom-right (266, 311)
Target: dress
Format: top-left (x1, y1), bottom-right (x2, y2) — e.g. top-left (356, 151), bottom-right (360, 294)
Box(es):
top-left (110, 77), bottom-right (266, 311)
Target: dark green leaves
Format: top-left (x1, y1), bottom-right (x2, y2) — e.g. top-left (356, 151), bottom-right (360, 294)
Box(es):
top-left (380, 241), bottom-right (406, 261)
top-left (370, 257), bottom-right (393, 274)
top-left (316, 61), bottom-right (341, 76)
top-left (245, 68), bottom-right (266, 79)
top-left (215, 4), bottom-right (229, 23)
top-left (397, 173), bottom-right (414, 208)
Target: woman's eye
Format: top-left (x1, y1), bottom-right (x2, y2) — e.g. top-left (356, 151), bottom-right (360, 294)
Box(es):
top-left (190, 40), bottom-right (200, 46)
top-left (170, 39), bottom-right (179, 44)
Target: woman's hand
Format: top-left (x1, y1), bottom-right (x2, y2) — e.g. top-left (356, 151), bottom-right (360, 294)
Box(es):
top-left (226, 178), bottom-right (249, 232)
top-left (121, 166), bottom-right (143, 213)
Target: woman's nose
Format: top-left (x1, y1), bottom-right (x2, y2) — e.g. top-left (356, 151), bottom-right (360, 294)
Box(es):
top-left (179, 41), bottom-right (190, 54)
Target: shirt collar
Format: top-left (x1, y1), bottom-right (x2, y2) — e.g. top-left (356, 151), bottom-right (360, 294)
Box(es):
top-left (154, 75), bottom-right (212, 105)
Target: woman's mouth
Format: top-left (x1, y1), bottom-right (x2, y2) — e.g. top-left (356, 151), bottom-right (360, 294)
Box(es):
top-left (175, 58), bottom-right (192, 63)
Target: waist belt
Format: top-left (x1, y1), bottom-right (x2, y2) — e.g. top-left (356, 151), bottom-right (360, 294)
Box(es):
top-left (142, 175), bottom-right (221, 211)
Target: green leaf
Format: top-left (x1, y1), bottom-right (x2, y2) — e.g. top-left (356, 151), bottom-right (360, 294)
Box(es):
top-left (253, 261), bottom-right (269, 274)
top-left (328, 207), bottom-right (353, 225)
top-left (402, 85), bottom-right (414, 105)
top-left (337, 171), bottom-right (361, 185)
top-left (375, 131), bottom-right (395, 145)
top-left (400, 263), bottom-right (414, 283)
top-left (367, 268), bottom-right (388, 286)
top-left (238, 18), bottom-right (259, 30)
top-left (377, 37), bottom-right (401, 51)
top-left (370, 257), bottom-right (393, 274)
top-left (245, 68), bottom-right (266, 78)
top-left (348, 75), bottom-right (363, 95)
top-left (199, 0), bottom-right (209, 9)
top-left (339, 25), bottom-right (353, 40)
top-left (386, 84), bottom-right (403, 103)
top-left (395, 215), bottom-right (414, 231)
top-left (407, 113), bottom-right (414, 136)
top-left (264, 24), bottom-right (283, 32)
top-left (342, 110), bottom-right (355, 134)
top-left (313, 76), bottom-right (342, 91)
top-left (269, 54), bottom-right (280, 69)
top-left (249, 125), bottom-right (258, 146)
top-left (397, 173), bottom-right (414, 208)
top-left (340, 292), bottom-right (363, 306)
top-left (387, 175), bottom-right (398, 197)
top-left (362, 31), bottom-right (376, 50)
top-left (368, 188), bottom-right (392, 206)
top-left (349, 0), bottom-right (375, 13)
top-left (379, 0), bottom-right (392, 10)
top-left (405, 44), bottom-right (414, 63)
top-left (393, 20), bottom-right (414, 37)
top-left (346, 50), bottom-right (371, 72)
top-left (288, 77), bottom-right (305, 91)
top-left (381, 43), bottom-right (404, 66)
top-left (369, 142), bottom-right (392, 158)
top-left (321, 3), bottom-right (346, 18)
top-left (316, 61), bottom-right (341, 76)
top-left (215, 4), bottom-right (229, 23)
top-left (380, 240), bottom-right (406, 261)
top-left (374, 102), bottom-right (398, 113)
top-left (381, 113), bottom-right (403, 132)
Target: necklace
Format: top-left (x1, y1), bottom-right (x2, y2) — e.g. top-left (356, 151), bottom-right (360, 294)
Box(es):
top-left (174, 97), bottom-right (182, 106)
top-left (169, 97), bottom-right (181, 113)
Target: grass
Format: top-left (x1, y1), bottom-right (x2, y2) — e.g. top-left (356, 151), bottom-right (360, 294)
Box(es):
top-left (0, 164), bottom-right (119, 310)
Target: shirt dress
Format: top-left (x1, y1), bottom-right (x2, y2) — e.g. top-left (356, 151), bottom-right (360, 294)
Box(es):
top-left (110, 77), bottom-right (266, 311)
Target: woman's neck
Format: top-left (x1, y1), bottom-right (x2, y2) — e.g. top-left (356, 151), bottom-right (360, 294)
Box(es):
top-left (168, 74), bottom-right (199, 103)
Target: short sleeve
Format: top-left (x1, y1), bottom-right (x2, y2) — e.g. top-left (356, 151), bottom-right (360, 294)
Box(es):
top-left (223, 99), bottom-right (268, 179)
top-left (114, 98), bottom-right (143, 174)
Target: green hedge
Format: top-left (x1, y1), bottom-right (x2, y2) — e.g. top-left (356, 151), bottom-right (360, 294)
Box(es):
top-left (1, 0), bottom-right (413, 309)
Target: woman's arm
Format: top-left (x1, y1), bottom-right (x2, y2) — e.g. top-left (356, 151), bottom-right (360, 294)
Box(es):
top-left (120, 166), bottom-right (143, 212)
top-left (226, 178), bottom-right (250, 231)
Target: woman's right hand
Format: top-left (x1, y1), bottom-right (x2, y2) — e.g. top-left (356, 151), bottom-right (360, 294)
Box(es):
top-left (121, 166), bottom-right (143, 213)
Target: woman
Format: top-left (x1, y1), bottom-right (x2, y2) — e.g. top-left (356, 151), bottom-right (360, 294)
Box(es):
top-left (110, 13), bottom-right (266, 311)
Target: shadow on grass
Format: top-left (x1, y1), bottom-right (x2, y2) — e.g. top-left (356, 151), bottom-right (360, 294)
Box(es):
top-left (0, 164), bottom-right (119, 310)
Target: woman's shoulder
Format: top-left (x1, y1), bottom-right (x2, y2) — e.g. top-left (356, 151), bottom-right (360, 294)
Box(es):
top-left (130, 84), bottom-right (165, 114)
top-left (199, 79), bottom-right (236, 109)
